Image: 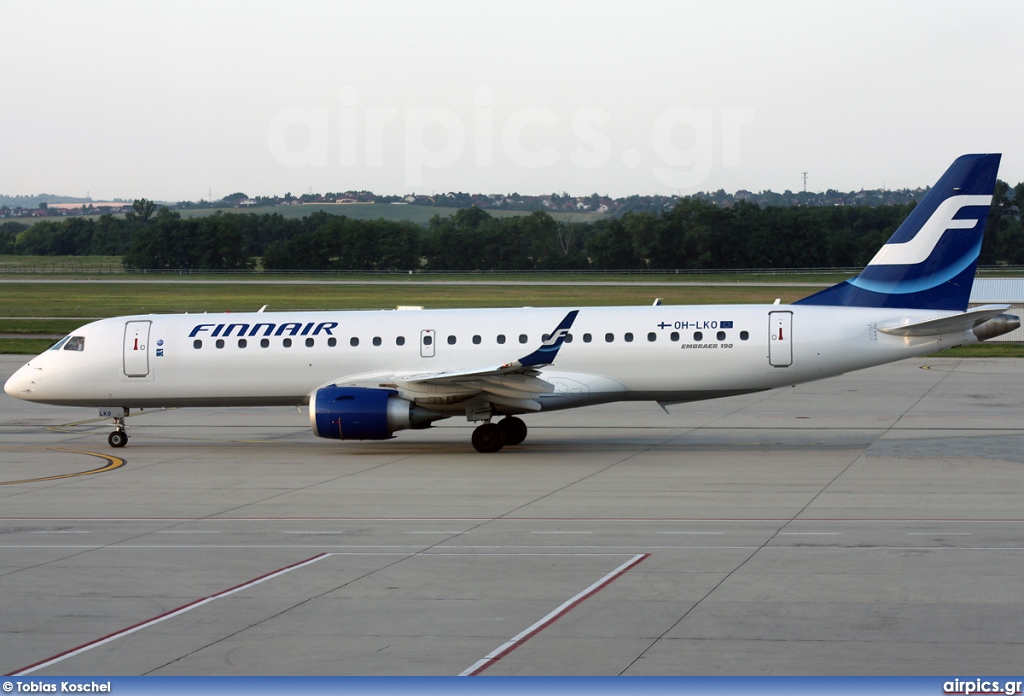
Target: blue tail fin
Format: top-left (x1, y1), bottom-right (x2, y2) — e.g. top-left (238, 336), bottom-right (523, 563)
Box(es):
top-left (795, 154), bottom-right (1001, 310)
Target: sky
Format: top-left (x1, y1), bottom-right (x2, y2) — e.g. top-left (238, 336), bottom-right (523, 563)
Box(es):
top-left (2, 0), bottom-right (1022, 202)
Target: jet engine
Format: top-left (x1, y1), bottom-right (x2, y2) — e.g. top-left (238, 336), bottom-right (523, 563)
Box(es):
top-left (973, 313), bottom-right (1021, 341)
top-left (310, 385), bottom-right (443, 440)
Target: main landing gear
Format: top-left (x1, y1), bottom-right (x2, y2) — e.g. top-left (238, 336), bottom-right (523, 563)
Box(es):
top-left (471, 416), bottom-right (527, 453)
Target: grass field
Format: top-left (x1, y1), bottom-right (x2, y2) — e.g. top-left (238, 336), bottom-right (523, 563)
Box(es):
top-left (0, 254), bottom-right (856, 282)
top-left (930, 343), bottom-right (1024, 357)
top-left (0, 279), bottom-right (812, 353)
top-left (5, 203), bottom-right (605, 227)
top-left (1, 275), bottom-right (1021, 356)
top-left (181, 203), bottom-right (608, 225)
top-left (0, 281), bottom-right (814, 318)
top-left (0, 255), bottom-right (124, 274)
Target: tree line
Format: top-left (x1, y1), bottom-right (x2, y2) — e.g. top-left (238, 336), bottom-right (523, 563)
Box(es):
top-left (3, 183), bottom-right (1023, 270)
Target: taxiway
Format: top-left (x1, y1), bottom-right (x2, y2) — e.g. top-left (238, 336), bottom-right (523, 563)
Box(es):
top-left (2, 355), bottom-right (1023, 676)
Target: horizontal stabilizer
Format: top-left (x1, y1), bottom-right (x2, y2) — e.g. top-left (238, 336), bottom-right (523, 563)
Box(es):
top-left (877, 305), bottom-right (1010, 336)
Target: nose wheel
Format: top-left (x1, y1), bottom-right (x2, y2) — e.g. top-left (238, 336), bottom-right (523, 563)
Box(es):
top-left (105, 408), bottom-right (129, 448)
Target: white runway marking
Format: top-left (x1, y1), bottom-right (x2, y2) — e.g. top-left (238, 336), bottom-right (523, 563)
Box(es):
top-left (459, 553), bottom-right (649, 677)
top-left (531, 531), bottom-right (593, 534)
top-left (404, 531), bottom-right (463, 534)
top-left (154, 530), bottom-right (221, 534)
top-left (9, 548), bottom-right (652, 677)
top-left (656, 531), bottom-right (725, 535)
top-left (29, 531), bottom-right (90, 534)
top-left (9, 553), bottom-right (330, 677)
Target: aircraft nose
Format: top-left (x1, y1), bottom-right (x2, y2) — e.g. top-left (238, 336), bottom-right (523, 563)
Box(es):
top-left (4, 364), bottom-right (36, 399)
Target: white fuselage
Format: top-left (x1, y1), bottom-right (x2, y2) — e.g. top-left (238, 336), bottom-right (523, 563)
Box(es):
top-left (4, 303), bottom-right (967, 411)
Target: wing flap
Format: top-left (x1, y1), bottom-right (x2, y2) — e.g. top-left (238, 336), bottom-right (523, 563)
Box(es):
top-left (483, 394), bottom-right (543, 412)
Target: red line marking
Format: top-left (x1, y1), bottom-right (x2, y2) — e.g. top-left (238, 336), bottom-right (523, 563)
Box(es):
top-left (460, 553), bottom-right (649, 676)
top-left (6, 552), bottom-right (329, 676)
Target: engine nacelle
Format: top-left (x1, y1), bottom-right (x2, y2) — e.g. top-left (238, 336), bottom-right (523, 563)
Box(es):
top-left (310, 385), bottom-right (442, 440)
top-left (973, 313), bottom-right (1021, 342)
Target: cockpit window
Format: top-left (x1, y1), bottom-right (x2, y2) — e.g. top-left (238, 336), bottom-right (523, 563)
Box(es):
top-left (49, 336), bottom-right (71, 351)
top-left (63, 336), bottom-right (85, 351)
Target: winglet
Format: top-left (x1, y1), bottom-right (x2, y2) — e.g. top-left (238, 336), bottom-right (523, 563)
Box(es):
top-left (515, 310), bottom-right (579, 368)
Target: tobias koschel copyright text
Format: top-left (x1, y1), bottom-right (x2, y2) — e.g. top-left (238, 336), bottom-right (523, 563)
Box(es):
top-left (4, 683), bottom-right (110, 693)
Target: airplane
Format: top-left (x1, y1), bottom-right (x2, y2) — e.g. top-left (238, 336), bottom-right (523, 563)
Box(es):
top-left (4, 154), bottom-right (1019, 453)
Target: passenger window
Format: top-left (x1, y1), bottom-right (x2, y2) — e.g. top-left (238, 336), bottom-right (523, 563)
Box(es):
top-left (238, 339), bottom-right (247, 348)
top-left (497, 334), bottom-right (506, 344)
top-left (717, 331), bottom-right (726, 341)
top-left (473, 335), bottom-right (481, 345)
top-left (740, 331), bottom-right (749, 341)
top-left (373, 337), bottom-right (382, 346)
top-left (447, 335), bottom-right (456, 345)
top-left (605, 333), bottom-right (614, 343)
top-left (193, 339), bottom-right (202, 349)
top-left (327, 337), bottom-right (337, 347)
top-left (519, 334), bottom-right (528, 344)
top-left (647, 332), bottom-right (657, 342)
top-left (421, 335), bottom-right (431, 346)
top-left (694, 331), bottom-right (703, 341)
top-left (350, 337), bottom-right (359, 347)
top-left (624, 332), bottom-right (634, 342)
top-left (283, 338), bottom-right (292, 348)
top-left (565, 333), bottom-right (573, 343)
top-left (64, 336), bottom-right (85, 351)
top-left (583, 333), bottom-right (592, 343)
top-left (306, 337), bottom-right (315, 347)
top-left (396, 336), bottom-right (405, 346)
top-left (670, 331), bottom-right (679, 341)
top-left (216, 339), bottom-right (225, 349)
top-left (261, 338), bottom-right (270, 348)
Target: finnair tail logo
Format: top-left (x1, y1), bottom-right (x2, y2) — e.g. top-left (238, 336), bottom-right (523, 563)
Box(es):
top-left (543, 328), bottom-right (571, 346)
top-left (867, 194), bottom-right (992, 267)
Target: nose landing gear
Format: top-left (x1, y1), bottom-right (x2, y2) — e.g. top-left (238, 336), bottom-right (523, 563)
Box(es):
top-left (108, 428), bottom-right (128, 448)
top-left (101, 407), bottom-right (129, 448)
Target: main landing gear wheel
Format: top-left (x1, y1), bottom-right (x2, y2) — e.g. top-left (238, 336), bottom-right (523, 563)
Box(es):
top-left (108, 430), bottom-right (129, 448)
top-left (498, 417), bottom-right (527, 446)
top-left (472, 422), bottom-right (506, 453)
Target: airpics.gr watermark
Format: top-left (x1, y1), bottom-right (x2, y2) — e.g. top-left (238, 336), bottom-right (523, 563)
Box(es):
top-left (944, 679), bottom-right (1024, 696)
top-left (266, 87), bottom-right (754, 189)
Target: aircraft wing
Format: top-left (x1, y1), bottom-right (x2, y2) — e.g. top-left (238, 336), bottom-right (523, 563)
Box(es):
top-left (877, 304), bottom-right (1011, 336)
top-left (335, 310), bottom-right (579, 412)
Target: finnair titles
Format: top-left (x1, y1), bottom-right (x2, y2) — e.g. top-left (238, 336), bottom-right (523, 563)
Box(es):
top-left (4, 154), bottom-right (1018, 453)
